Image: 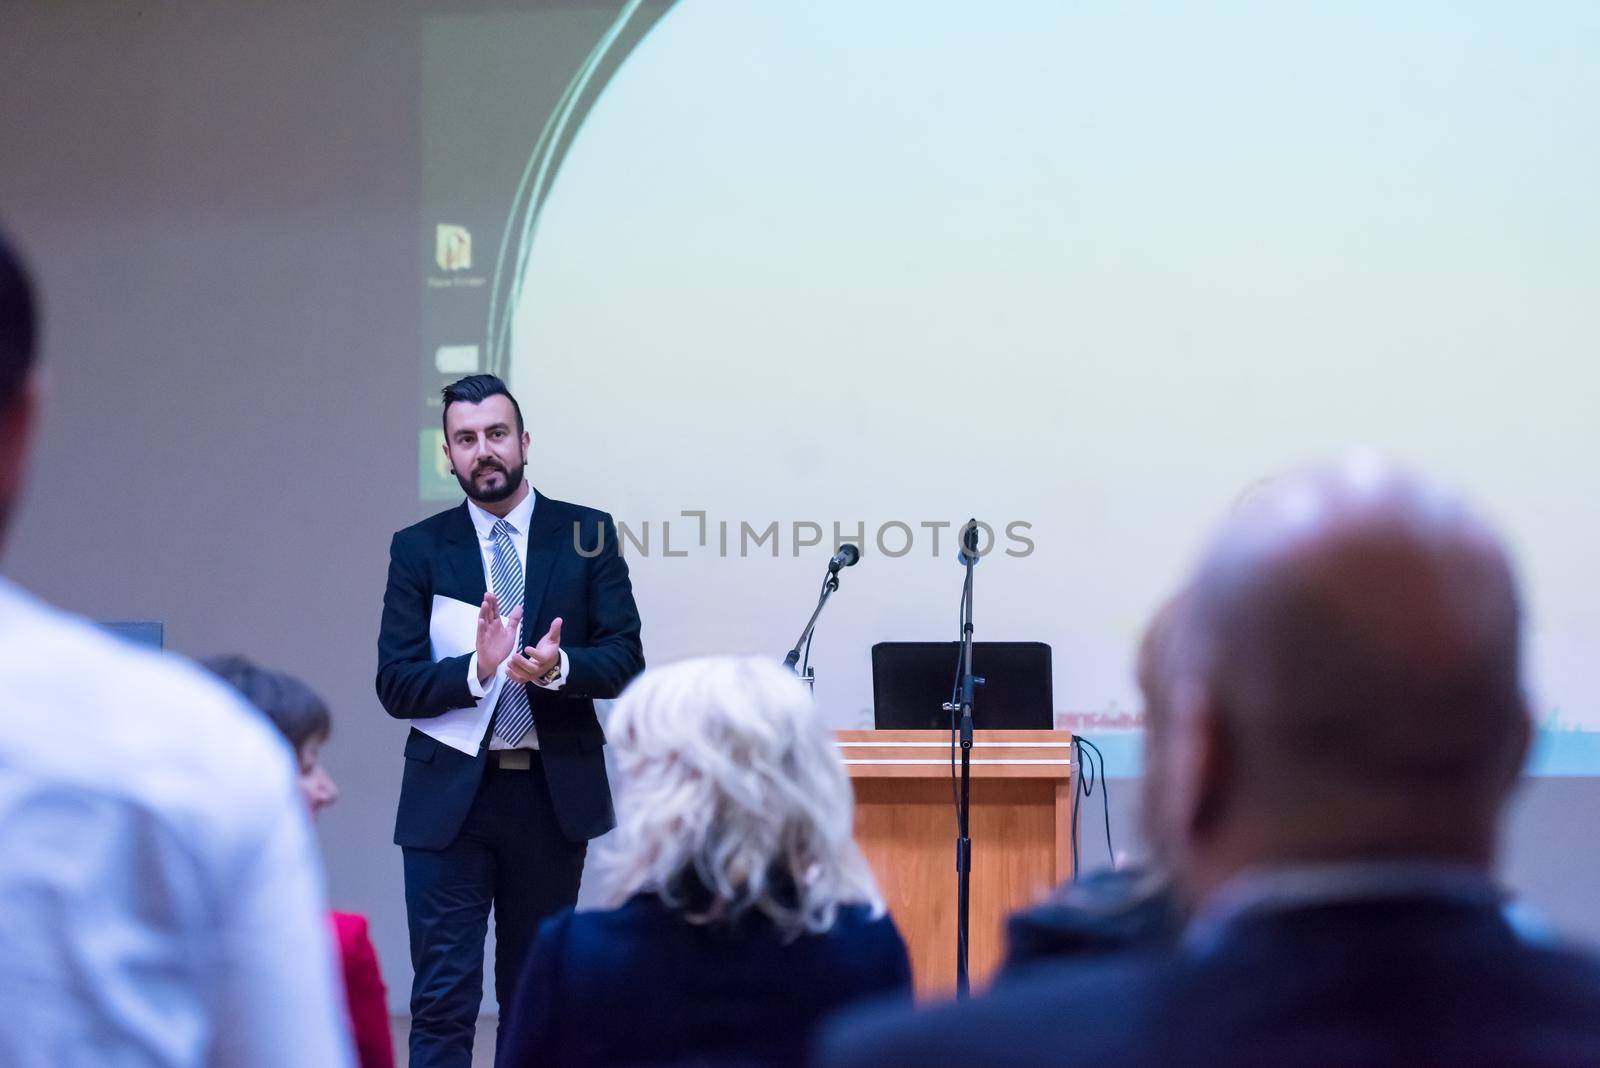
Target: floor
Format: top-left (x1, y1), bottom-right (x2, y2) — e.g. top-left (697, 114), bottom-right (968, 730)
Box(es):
top-left (390, 1017), bottom-right (498, 1068)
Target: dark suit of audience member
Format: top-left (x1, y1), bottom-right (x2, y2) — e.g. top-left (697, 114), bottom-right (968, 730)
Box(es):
top-left (499, 893), bottom-right (909, 1068)
top-left (821, 459), bottom-right (1600, 1066)
top-left (999, 599), bottom-right (1187, 982)
top-left (496, 656), bottom-right (911, 1068)
top-left (998, 865), bottom-right (1180, 981)
top-left (833, 877), bottom-right (1600, 1067)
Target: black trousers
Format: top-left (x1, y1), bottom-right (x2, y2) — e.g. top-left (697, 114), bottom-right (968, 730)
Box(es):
top-left (403, 754), bottom-right (586, 1068)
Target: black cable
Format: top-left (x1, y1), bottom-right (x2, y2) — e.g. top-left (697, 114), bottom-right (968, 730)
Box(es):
top-left (947, 566), bottom-right (969, 817)
top-left (947, 566), bottom-right (973, 984)
top-left (1068, 736), bottom-right (1115, 877)
top-left (1089, 738), bottom-right (1113, 865)
top-left (798, 572), bottom-right (833, 678)
top-left (1070, 741), bottom-right (1080, 880)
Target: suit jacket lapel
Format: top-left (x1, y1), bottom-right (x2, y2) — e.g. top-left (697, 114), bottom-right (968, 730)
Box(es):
top-left (521, 491), bottom-right (564, 644)
top-left (439, 502), bottom-right (488, 606)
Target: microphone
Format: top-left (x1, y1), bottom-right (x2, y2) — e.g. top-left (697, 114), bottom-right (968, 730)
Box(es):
top-left (784, 545), bottom-right (858, 683)
top-left (957, 519), bottom-right (982, 565)
top-left (828, 543), bottom-right (861, 574)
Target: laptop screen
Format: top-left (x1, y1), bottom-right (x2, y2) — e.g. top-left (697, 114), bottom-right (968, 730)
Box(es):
top-left (871, 641), bottom-right (1053, 731)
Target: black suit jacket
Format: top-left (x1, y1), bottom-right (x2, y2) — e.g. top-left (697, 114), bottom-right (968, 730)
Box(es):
top-left (376, 492), bottom-right (644, 850)
top-left (997, 865), bottom-right (1181, 981)
top-left (496, 895), bottom-right (912, 1068)
top-left (821, 897), bottom-right (1600, 1067)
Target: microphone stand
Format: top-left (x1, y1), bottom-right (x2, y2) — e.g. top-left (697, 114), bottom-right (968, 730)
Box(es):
top-left (783, 570), bottom-right (839, 692)
top-left (942, 529), bottom-right (982, 997)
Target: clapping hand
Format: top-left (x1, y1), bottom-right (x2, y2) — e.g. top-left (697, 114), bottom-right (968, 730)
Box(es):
top-left (475, 593), bottom-right (524, 683)
top-left (508, 618), bottom-right (563, 685)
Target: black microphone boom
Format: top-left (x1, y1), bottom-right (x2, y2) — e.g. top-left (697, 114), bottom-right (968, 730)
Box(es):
top-left (783, 544), bottom-right (861, 687)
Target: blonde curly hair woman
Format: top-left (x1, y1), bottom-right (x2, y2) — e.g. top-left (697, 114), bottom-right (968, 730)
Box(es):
top-left (496, 656), bottom-right (910, 1067)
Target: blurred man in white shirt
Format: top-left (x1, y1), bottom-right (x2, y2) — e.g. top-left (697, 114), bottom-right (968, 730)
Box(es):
top-left (0, 224), bottom-right (352, 1066)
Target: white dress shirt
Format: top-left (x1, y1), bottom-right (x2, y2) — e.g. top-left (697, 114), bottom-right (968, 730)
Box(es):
top-left (0, 577), bottom-right (352, 1067)
top-left (463, 489), bottom-right (567, 750)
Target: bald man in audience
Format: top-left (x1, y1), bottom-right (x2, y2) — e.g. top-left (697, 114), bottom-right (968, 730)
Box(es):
top-left (822, 457), bottom-right (1600, 1067)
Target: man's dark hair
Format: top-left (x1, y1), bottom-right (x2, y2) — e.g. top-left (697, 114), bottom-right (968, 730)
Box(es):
top-left (0, 225), bottom-right (38, 409)
top-left (441, 374), bottom-right (524, 434)
top-left (202, 654), bottom-right (332, 752)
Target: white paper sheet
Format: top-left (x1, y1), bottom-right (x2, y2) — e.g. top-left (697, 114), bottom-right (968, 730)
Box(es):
top-left (414, 594), bottom-right (500, 755)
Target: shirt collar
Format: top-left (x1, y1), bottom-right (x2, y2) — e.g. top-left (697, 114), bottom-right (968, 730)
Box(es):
top-left (1184, 860), bottom-right (1504, 954)
top-left (465, 488), bottom-right (536, 542)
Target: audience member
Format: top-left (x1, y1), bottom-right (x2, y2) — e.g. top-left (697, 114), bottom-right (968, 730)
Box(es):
top-left (999, 596), bottom-right (1186, 978)
top-left (821, 456), bottom-right (1600, 1066)
top-left (496, 656), bottom-right (911, 1068)
top-left (0, 227), bottom-right (351, 1064)
top-left (204, 655), bottom-right (395, 1068)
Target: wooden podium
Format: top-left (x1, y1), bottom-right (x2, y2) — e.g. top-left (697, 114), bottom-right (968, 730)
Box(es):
top-left (838, 729), bottom-right (1075, 997)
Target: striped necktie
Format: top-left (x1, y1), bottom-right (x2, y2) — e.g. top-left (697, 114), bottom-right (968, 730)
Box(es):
top-left (488, 518), bottom-right (533, 747)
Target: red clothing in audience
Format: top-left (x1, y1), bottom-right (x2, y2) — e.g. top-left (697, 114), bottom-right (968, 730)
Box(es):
top-left (332, 912), bottom-right (395, 1068)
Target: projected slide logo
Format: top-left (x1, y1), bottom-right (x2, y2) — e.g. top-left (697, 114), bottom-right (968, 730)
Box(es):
top-left (426, 224), bottom-right (485, 291)
top-left (435, 224), bottom-right (471, 271)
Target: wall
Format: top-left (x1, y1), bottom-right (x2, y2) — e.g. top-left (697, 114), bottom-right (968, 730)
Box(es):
top-left (1, 0), bottom-right (428, 1010)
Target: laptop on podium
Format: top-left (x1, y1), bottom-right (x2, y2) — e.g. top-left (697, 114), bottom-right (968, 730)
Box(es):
top-left (871, 641), bottom-right (1052, 731)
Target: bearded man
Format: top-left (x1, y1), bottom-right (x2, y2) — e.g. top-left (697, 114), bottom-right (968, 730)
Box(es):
top-left (376, 373), bottom-right (644, 1068)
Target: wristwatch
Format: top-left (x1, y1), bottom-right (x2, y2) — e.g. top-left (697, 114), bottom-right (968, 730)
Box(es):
top-left (539, 663), bottom-right (562, 685)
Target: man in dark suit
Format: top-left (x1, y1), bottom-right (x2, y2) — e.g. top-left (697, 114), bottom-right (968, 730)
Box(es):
top-left (377, 374), bottom-right (643, 1068)
top-left (822, 457), bottom-right (1600, 1067)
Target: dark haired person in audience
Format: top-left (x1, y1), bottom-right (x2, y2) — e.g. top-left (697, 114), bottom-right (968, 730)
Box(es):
top-left (823, 456), bottom-right (1600, 1066)
top-left (496, 656), bottom-right (911, 1068)
top-left (0, 228), bottom-right (351, 1063)
top-left (204, 655), bottom-right (394, 1068)
top-left (377, 372), bottom-right (644, 1067)
top-left (999, 596), bottom-right (1185, 978)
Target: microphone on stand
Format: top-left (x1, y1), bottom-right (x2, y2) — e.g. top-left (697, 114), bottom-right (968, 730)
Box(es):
top-left (782, 543), bottom-right (862, 686)
top-left (957, 519), bottom-right (982, 565)
top-left (946, 517), bottom-right (984, 997)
